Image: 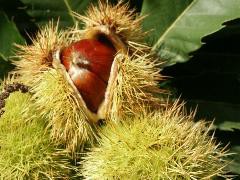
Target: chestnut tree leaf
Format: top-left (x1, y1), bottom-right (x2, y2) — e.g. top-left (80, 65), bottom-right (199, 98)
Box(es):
top-left (0, 11), bottom-right (24, 78)
top-left (141, 0), bottom-right (240, 66)
top-left (20, 0), bottom-right (97, 28)
top-left (141, 0), bottom-right (193, 45)
top-left (0, 11), bottom-right (25, 60)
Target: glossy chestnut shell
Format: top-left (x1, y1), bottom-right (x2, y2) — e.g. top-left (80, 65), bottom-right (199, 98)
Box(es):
top-left (60, 39), bottom-right (116, 112)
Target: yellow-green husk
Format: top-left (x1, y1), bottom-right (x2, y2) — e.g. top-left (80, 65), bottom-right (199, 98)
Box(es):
top-left (12, 1), bottom-right (165, 154)
top-left (81, 102), bottom-right (228, 179)
top-left (0, 91), bottom-right (77, 179)
top-left (31, 69), bottom-right (97, 154)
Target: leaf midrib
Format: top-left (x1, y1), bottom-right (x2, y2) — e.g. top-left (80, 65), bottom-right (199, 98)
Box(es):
top-left (152, 0), bottom-right (197, 50)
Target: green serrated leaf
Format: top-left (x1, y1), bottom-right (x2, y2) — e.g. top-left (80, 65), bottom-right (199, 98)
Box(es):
top-left (0, 11), bottom-right (25, 60)
top-left (141, 0), bottom-right (193, 45)
top-left (20, 0), bottom-right (97, 28)
top-left (142, 0), bottom-right (240, 66)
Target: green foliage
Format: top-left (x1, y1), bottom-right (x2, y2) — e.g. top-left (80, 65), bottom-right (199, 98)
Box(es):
top-left (0, 11), bottom-right (24, 78)
top-left (20, 0), bottom-right (97, 28)
top-left (141, 0), bottom-right (192, 46)
top-left (142, 0), bottom-right (240, 66)
top-left (0, 11), bottom-right (24, 60)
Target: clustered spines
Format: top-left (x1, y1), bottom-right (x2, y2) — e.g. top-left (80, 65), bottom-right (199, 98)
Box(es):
top-left (80, 103), bottom-right (229, 179)
top-left (0, 91), bottom-right (78, 179)
top-left (105, 52), bottom-right (166, 120)
top-left (0, 82), bottom-right (29, 117)
top-left (11, 21), bottom-right (100, 155)
top-left (13, 21), bottom-right (73, 85)
top-left (74, 0), bottom-right (145, 45)
top-left (30, 69), bottom-right (97, 155)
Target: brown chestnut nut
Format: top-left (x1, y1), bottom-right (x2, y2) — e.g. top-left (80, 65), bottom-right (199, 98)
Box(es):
top-left (60, 39), bottom-right (116, 112)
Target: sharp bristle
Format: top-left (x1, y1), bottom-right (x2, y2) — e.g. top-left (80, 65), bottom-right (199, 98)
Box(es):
top-left (30, 69), bottom-right (97, 156)
top-left (80, 101), bottom-right (229, 179)
top-left (74, 1), bottom-right (144, 44)
top-left (106, 52), bottom-right (166, 121)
